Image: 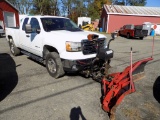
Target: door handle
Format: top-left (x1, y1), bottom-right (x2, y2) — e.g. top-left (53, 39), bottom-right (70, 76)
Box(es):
top-left (26, 35), bottom-right (30, 37)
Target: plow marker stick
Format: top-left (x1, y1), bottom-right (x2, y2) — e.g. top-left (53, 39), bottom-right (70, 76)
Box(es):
top-left (152, 36), bottom-right (155, 58)
top-left (130, 47), bottom-right (133, 90)
top-left (130, 47), bottom-right (135, 92)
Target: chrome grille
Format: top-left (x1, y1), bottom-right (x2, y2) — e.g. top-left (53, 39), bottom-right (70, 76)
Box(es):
top-left (81, 38), bottom-right (105, 55)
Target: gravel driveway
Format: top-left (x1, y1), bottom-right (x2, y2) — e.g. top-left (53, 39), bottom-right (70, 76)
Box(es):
top-left (0, 35), bottom-right (160, 120)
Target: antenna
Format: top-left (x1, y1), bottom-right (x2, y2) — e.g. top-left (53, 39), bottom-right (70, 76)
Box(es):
top-left (130, 47), bottom-right (135, 92)
top-left (151, 36), bottom-right (155, 58)
top-left (130, 47), bottom-right (133, 90)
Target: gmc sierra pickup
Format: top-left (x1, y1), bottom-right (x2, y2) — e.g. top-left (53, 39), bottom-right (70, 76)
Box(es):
top-left (6, 15), bottom-right (113, 80)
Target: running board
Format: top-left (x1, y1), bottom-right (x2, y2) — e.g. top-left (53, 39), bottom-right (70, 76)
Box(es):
top-left (21, 50), bottom-right (44, 64)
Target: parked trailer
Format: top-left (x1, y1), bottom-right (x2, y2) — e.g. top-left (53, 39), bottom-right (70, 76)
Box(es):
top-left (77, 17), bottom-right (91, 27)
top-left (143, 22), bottom-right (160, 35)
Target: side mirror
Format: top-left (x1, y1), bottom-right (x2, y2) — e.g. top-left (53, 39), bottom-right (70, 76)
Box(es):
top-left (111, 33), bottom-right (115, 39)
top-left (111, 32), bottom-right (118, 40)
top-left (25, 24), bottom-right (32, 33)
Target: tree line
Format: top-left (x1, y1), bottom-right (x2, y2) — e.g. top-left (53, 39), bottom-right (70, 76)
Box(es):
top-left (8, 0), bottom-right (147, 23)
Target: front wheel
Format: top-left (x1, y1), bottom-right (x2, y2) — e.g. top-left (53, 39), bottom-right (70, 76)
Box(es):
top-left (46, 52), bottom-right (64, 78)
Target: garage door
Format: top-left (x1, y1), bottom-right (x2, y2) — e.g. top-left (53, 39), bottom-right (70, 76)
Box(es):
top-left (3, 11), bottom-right (16, 27)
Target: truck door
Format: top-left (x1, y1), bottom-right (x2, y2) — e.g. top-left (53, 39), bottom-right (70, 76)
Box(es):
top-left (28, 18), bottom-right (42, 56)
top-left (122, 25), bottom-right (125, 35)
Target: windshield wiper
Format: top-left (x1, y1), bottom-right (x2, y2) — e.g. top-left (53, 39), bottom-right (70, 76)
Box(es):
top-left (54, 28), bottom-right (66, 30)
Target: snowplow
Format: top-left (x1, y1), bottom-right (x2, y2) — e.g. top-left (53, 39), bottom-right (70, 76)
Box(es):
top-left (100, 34), bottom-right (154, 120)
top-left (83, 33), bottom-right (154, 120)
top-left (101, 57), bottom-right (153, 120)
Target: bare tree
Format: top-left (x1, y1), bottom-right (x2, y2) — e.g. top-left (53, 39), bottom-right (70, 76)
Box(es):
top-left (7, 0), bottom-right (33, 14)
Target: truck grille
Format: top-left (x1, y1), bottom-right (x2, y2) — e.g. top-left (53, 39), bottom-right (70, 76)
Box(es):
top-left (81, 38), bottom-right (105, 55)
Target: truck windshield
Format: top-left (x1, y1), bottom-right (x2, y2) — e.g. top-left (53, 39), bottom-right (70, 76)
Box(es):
top-left (41, 18), bottom-right (82, 32)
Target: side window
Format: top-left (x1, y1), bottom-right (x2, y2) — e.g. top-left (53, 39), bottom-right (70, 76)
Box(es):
top-left (30, 18), bottom-right (40, 33)
top-left (22, 18), bottom-right (29, 31)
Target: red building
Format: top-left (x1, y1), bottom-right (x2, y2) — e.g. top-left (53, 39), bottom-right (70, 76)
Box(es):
top-left (100, 5), bottom-right (160, 33)
top-left (0, 0), bottom-right (19, 28)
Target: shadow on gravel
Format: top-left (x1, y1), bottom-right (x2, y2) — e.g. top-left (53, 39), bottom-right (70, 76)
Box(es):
top-left (118, 36), bottom-right (144, 40)
top-left (153, 76), bottom-right (160, 103)
top-left (27, 57), bottom-right (45, 67)
top-left (70, 106), bottom-right (86, 120)
top-left (0, 53), bottom-right (18, 101)
top-left (0, 81), bottom-right (95, 114)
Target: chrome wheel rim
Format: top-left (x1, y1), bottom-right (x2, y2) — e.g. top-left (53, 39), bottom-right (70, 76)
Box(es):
top-left (11, 44), bottom-right (14, 53)
top-left (47, 58), bottom-right (56, 73)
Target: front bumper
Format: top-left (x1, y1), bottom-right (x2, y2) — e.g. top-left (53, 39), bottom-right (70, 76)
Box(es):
top-left (61, 49), bottom-right (113, 72)
top-left (61, 58), bottom-right (95, 72)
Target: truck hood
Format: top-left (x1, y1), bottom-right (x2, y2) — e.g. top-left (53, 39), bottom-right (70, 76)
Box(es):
top-left (46, 30), bottom-right (106, 42)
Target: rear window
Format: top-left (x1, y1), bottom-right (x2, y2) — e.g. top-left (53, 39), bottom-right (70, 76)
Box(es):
top-left (135, 25), bottom-right (143, 29)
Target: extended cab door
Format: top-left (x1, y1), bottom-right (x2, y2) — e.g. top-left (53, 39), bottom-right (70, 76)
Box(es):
top-left (121, 25), bottom-right (125, 35)
top-left (28, 18), bottom-right (43, 56)
top-left (20, 17), bottom-right (43, 56)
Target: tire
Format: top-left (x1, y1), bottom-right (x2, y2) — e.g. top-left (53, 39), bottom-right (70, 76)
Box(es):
top-left (127, 33), bottom-right (130, 39)
top-left (140, 37), bottom-right (144, 40)
top-left (9, 39), bottom-right (20, 56)
top-left (46, 52), bottom-right (64, 78)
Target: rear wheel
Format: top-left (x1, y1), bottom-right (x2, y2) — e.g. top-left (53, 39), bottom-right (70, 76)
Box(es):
top-left (46, 52), bottom-right (64, 78)
top-left (140, 37), bottom-right (144, 40)
top-left (9, 39), bottom-right (20, 56)
top-left (127, 33), bottom-right (130, 39)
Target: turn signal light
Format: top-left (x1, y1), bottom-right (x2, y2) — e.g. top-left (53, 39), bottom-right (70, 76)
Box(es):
top-left (87, 34), bottom-right (99, 41)
top-left (66, 42), bottom-right (71, 51)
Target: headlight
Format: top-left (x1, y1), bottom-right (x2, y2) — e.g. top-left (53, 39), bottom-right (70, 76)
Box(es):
top-left (66, 41), bottom-right (82, 52)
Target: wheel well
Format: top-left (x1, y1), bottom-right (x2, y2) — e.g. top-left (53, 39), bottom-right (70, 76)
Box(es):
top-left (43, 45), bottom-right (59, 59)
top-left (8, 36), bottom-right (13, 41)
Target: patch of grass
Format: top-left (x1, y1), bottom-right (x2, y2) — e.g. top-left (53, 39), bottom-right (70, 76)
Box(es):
top-left (155, 36), bottom-right (160, 39)
top-left (122, 108), bottom-right (142, 120)
top-left (143, 102), bottom-right (160, 116)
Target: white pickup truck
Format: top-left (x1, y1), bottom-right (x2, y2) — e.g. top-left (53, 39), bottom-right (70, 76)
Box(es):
top-left (6, 15), bottom-right (113, 80)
